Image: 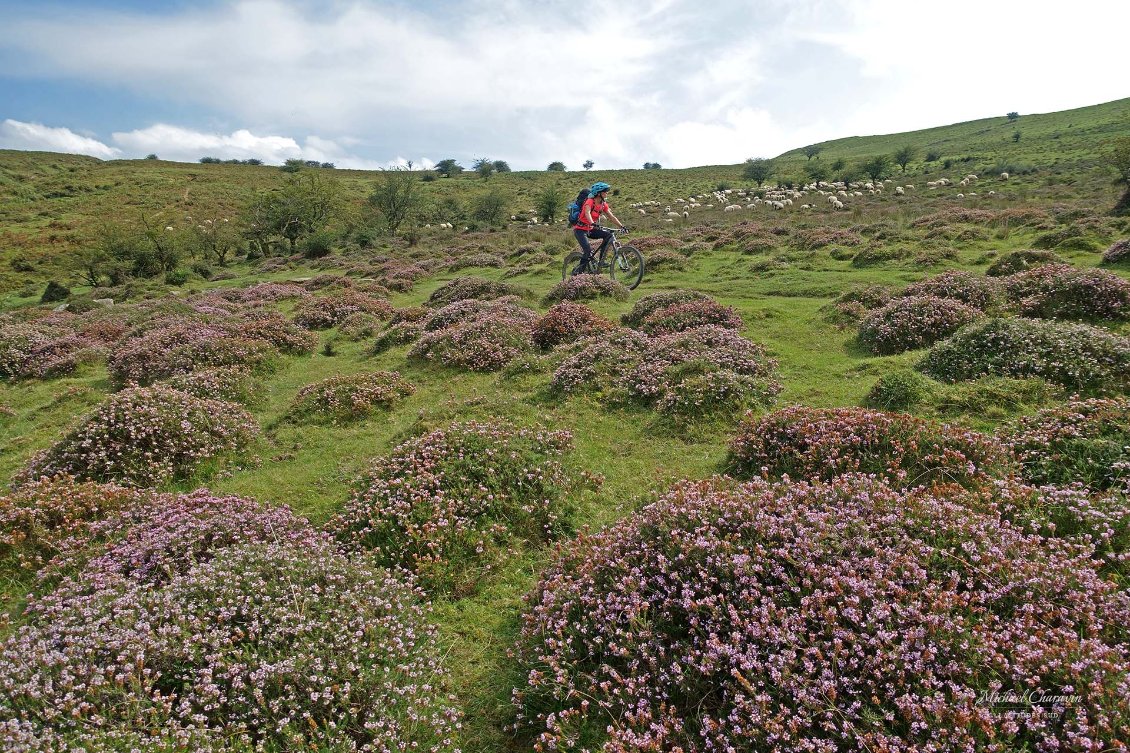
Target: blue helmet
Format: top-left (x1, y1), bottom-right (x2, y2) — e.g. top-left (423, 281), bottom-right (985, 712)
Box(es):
top-left (590, 181), bottom-right (611, 196)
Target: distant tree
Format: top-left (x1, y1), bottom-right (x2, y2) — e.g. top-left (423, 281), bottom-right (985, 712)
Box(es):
top-left (187, 214), bottom-right (240, 266)
top-left (583, 160), bottom-right (594, 170)
top-left (321, 162), bottom-right (336, 169)
top-left (1012, 130), bottom-right (1022, 143)
top-left (831, 157), bottom-right (846, 172)
top-left (1109, 136), bottom-right (1130, 215)
top-left (546, 161), bottom-right (566, 172)
top-left (223, 159), bottom-right (241, 164)
top-left (473, 158), bottom-right (495, 179)
top-left (742, 157), bottom-right (774, 187)
top-left (492, 160), bottom-right (511, 173)
top-left (893, 145), bottom-right (916, 173)
top-left (246, 171), bottom-right (345, 253)
top-left (144, 153), bottom-right (159, 160)
top-left (280, 158), bottom-right (304, 173)
top-left (368, 168), bottom-right (422, 234)
top-left (535, 184), bottom-right (567, 222)
top-left (245, 158), bottom-right (263, 166)
top-left (861, 154), bottom-right (893, 182)
top-left (803, 144), bottom-right (823, 161)
top-left (924, 151), bottom-right (940, 163)
top-left (805, 162), bottom-right (830, 183)
top-left (643, 162), bottom-right (662, 170)
top-left (472, 188), bottom-right (508, 226)
top-left (1007, 112), bottom-right (1020, 122)
top-left (199, 156), bottom-right (221, 164)
top-left (435, 158), bottom-right (463, 176)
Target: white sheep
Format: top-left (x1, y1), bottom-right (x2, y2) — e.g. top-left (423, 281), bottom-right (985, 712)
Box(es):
top-left (831, 199), bottom-right (844, 210)
top-left (999, 172), bottom-right (1009, 180)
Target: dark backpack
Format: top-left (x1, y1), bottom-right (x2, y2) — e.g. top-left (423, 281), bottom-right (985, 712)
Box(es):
top-left (567, 188), bottom-right (590, 225)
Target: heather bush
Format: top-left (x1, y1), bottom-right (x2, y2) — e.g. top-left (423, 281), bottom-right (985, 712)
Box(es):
top-left (286, 371), bottom-right (415, 424)
top-left (910, 207), bottom-right (997, 229)
top-left (791, 226), bottom-right (863, 250)
top-left (729, 405), bottom-right (1009, 488)
top-left (425, 275), bottom-right (528, 308)
top-left (637, 299), bottom-right (743, 335)
top-left (335, 311), bottom-right (382, 340)
top-left (620, 289), bottom-right (712, 328)
top-left (918, 317), bottom-right (1130, 392)
top-left (2, 535), bottom-right (460, 751)
top-left (513, 475), bottom-right (1129, 752)
top-left (642, 248), bottom-right (690, 271)
top-left (858, 295), bottom-right (982, 355)
top-left (542, 275), bottom-right (631, 305)
top-left (161, 365), bottom-right (260, 404)
top-left (1005, 396), bottom-right (1130, 490)
top-left (821, 284), bottom-right (894, 325)
top-left (531, 302), bottom-right (616, 349)
top-left (554, 326), bottom-right (781, 420)
top-left (903, 270), bottom-right (1002, 311)
top-left (985, 248), bottom-right (1064, 276)
top-left (230, 311), bottom-right (318, 353)
top-left (0, 322), bottom-right (95, 380)
top-left (19, 386), bottom-right (259, 487)
top-left (0, 476), bottom-right (144, 574)
top-left (422, 298), bottom-right (497, 332)
top-left (865, 368), bottom-right (937, 410)
top-left (1003, 264), bottom-right (1130, 320)
top-left (447, 252), bottom-right (505, 271)
top-left (107, 322), bottom-right (278, 386)
top-left (371, 320), bottom-right (424, 354)
top-left (850, 245), bottom-right (913, 266)
top-left (329, 421), bottom-right (589, 592)
top-left (409, 303), bottom-right (538, 372)
top-left (1033, 224), bottom-right (1100, 251)
top-left (216, 281), bottom-right (310, 303)
top-left (1101, 238), bottom-right (1130, 265)
top-left (292, 291), bottom-right (394, 329)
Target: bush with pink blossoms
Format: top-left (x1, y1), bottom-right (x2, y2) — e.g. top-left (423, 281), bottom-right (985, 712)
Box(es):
top-left (425, 275), bottom-right (529, 308)
top-left (554, 326), bottom-right (781, 420)
top-left (1005, 396), bottom-right (1130, 490)
top-left (329, 421), bottom-right (590, 593)
top-left (985, 248), bottom-right (1065, 276)
top-left (729, 405), bottom-right (1011, 488)
top-left (161, 365), bottom-right (260, 404)
top-left (229, 310), bottom-right (318, 353)
top-left (542, 275), bottom-right (631, 305)
top-left (0, 322), bottom-right (96, 380)
top-left (637, 298), bottom-right (743, 335)
top-left (1002, 263), bottom-right (1130, 321)
top-left (513, 475), bottom-right (1130, 753)
top-left (292, 291), bottom-right (394, 329)
top-left (18, 385), bottom-right (259, 487)
top-left (858, 295), bottom-right (983, 355)
top-left (1, 532), bottom-right (460, 752)
top-left (642, 248), bottom-right (690, 271)
top-left (0, 476), bottom-right (144, 574)
top-left (531, 302), bottom-right (616, 349)
top-left (409, 303), bottom-right (538, 372)
top-left (371, 320), bottom-right (425, 354)
top-left (619, 288), bottom-right (712, 328)
top-left (1101, 238), bottom-right (1130, 265)
top-left (214, 280), bottom-right (311, 303)
top-left (107, 321), bottom-right (278, 386)
top-left (918, 317), bottom-right (1130, 392)
top-left (903, 270), bottom-right (1003, 311)
top-left (286, 370), bottom-right (415, 424)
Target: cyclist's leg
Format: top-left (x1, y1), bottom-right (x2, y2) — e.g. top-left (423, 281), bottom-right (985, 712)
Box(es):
top-left (590, 227), bottom-right (613, 260)
top-left (573, 229), bottom-right (594, 274)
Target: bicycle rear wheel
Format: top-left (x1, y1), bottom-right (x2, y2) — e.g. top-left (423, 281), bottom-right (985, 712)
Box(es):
top-left (561, 251), bottom-right (584, 282)
top-left (610, 246), bottom-right (644, 290)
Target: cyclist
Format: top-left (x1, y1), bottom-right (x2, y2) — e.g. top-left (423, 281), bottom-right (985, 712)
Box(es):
top-left (572, 181), bottom-right (626, 274)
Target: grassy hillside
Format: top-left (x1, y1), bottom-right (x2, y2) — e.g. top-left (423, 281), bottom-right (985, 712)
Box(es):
top-left (2, 98), bottom-right (1129, 751)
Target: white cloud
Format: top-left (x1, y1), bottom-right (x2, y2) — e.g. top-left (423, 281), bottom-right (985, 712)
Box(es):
top-left (0, 119), bottom-right (120, 158)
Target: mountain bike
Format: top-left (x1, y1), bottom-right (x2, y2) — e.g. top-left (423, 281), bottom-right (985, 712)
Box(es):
top-left (562, 227), bottom-right (645, 290)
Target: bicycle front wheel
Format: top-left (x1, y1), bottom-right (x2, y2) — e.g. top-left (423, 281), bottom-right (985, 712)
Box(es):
top-left (610, 246), bottom-right (644, 290)
top-left (562, 251), bottom-right (584, 282)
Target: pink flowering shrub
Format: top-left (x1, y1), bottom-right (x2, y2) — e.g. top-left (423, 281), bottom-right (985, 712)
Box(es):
top-left (1101, 238), bottom-right (1130, 265)
top-left (107, 322), bottom-right (278, 386)
top-left (903, 270), bottom-right (1002, 311)
top-left (1, 494), bottom-right (460, 752)
top-left (335, 311), bottom-right (382, 340)
top-left (0, 322), bottom-right (96, 380)
top-left (447, 252), bottom-right (505, 271)
top-left (554, 326), bottom-right (781, 420)
top-left (642, 248), bottom-right (690, 271)
top-left (1005, 396), bottom-right (1130, 490)
top-left (729, 405), bottom-right (1010, 488)
top-left (18, 386), bottom-right (259, 487)
top-left (409, 303), bottom-right (538, 372)
top-left (910, 206), bottom-right (997, 229)
top-left (286, 371), bottom-right (415, 424)
top-left (858, 295), bottom-right (983, 354)
top-left (425, 275), bottom-right (528, 308)
top-left (371, 320), bottom-right (425, 354)
top-left (1002, 264), bottom-right (1130, 321)
top-left (421, 298), bottom-right (498, 331)
top-left (637, 299), bottom-right (743, 335)
top-left (0, 476), bottom-right (144, 574)
top-left (292, 291), bottom-right (394, 329)
top-left (542, 275), bottom-right (631, 305)
top-left (329, 421), bottom-right (590, 593)
top-left (531, 302), bottom-right (616, 349)
top-left (161, 365), bottom-right (260, 404)
top-left (620, 289), bottom-right (712, 328)
top-left (986, 249), bottom-right (1065, 276)
top-left (791, 226), bottom-right (863, 250)
top-left (918, 317), bottom-right (1130, 392)
top-left (513, 475), bottom-right (1130, 752)
top-left (216, 280), bottom-right (311, 303)
top-left (230, 311), bottom-right (318, 353)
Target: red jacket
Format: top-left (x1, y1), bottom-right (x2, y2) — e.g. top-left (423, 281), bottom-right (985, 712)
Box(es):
top-left (573, 197), bottom-right (608, 231)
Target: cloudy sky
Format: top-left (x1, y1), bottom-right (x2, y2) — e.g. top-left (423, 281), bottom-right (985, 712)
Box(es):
top-left (0, 0), bottom-right (1126, 171)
